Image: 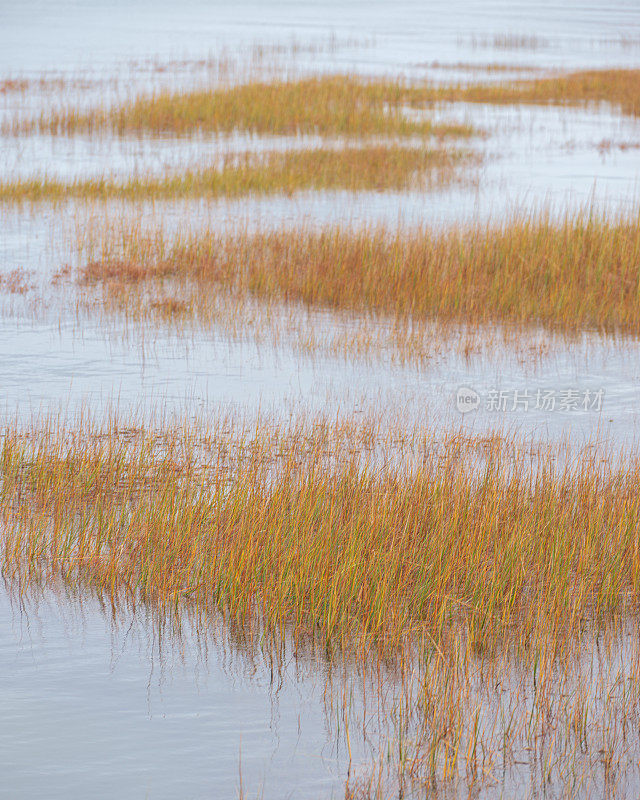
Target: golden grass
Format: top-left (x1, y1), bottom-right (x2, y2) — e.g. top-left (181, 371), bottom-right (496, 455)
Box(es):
top-left (424, 68), bottom-right (640, 117)
top-left (0, 417), bottom-right (637, 660)
top-left (4, 416), bottom-right (640, 794)
top-left (0, 145), bottom-right (473, 203)
top-left (81, 212), bottom-right (640, 335)
top-left (8, 67), bottom-right (638, 147)
top-left (9, 74), bottom-right (477, 138)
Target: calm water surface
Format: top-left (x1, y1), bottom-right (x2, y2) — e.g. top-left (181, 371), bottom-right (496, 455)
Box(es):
top-left (2, 2), bottom-right (640, 797)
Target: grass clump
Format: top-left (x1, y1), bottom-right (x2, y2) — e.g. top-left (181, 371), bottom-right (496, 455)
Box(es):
top-left (2, 419), bottom-right (640, 657)
top-left (10, 74), bottom-right (477, 138)
top-left (83, 212), bottom-right (640, 334)
top-left (5, 418), bottom-right (640, 796)
top-left (0, 145), bottom-right (473, 203)
top-left (423, 68), bottom-right (640, 117)
top-left (13, 68), bottom-right (640, 142)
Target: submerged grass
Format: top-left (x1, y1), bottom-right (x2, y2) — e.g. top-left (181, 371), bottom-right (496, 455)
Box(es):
top-left (78, 277), bottom-right (565, 369)
top-left (9, 74), bottom-right (477, 138)
top-left (0, 145), bottom-right (474, 203)
top-left (82, 212), bottom-right (640, 335)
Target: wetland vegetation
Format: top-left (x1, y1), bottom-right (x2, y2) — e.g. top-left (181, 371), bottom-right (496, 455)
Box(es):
top-left (3, 14), bottom-right (640, 798)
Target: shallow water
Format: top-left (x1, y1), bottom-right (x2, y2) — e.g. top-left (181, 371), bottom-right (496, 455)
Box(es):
top-left (4, 587), bottom-right (640, 800)
top-left (3, 2), bottom-right (640, 797)
top-left (1, 289), bottom-right (640, 448)
top-left (2, 0), bottom-right (640, 77)
top-left (0, 589), bottom-right (372, 799)
top-left (3, 104), bottom-right (640, 215)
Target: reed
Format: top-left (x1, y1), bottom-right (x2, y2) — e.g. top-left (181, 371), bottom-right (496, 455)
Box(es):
top-left (81, 212), bottom-right (640, 334)
top-left (0, 145), bottom-right (473, 203)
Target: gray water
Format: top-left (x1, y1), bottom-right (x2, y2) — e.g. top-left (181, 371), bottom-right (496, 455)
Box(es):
top-left (0, 590), bottom-right (376, 799)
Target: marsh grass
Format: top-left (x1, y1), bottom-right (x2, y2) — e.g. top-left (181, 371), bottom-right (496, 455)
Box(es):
top-left (2, 417), bottom-right (638, 659)
top-left (5, 415), bottom-right (640, 794)
top-left (6, 38), bottom-right (640, 800)
top-left (9, 68), bottom-right (639, 146)
top-left (0, 248), bottom-right (565, 372)
top-left (10, 74), bottom-right (478, 138)
top-left (0, 145), bottom-right (474, 203)
top-left (423, 68), bottom-right (640, 117)
top-left (81, 212), bottom-right (640, 334)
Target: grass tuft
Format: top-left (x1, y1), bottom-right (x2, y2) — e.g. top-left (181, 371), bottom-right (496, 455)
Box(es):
top-left (9, 74), bottom-right (478, 138)
top-left (0, 145), bottom-right (474, 203)
top-left (2, 419), bottom-right (639, 654)
top-left (81, 212), bottom-right (640, 334)
top-left (422, 68), bottom-right (640, 117)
